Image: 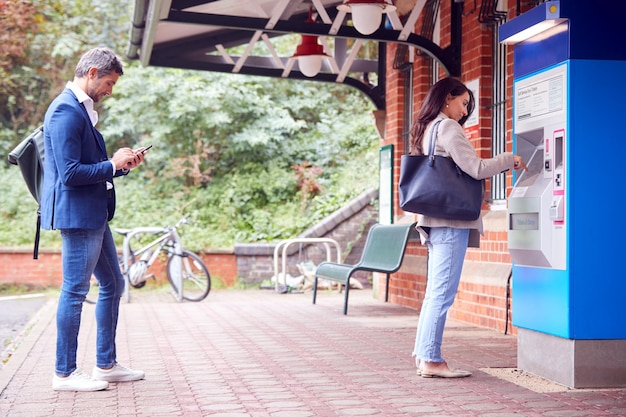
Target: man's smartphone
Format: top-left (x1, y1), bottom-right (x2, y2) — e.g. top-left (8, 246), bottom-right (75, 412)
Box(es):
top-left (140, 145), bottom-right (153, 154)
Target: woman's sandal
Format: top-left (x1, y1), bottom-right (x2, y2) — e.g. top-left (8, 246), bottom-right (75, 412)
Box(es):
top-left (420, 368), bottom-right (471, 378)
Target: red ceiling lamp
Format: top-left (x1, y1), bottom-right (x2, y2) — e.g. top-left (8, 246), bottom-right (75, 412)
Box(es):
top-left (337, 0), bottom-right (396, 35)
top-left (291, 7), bottom-right (330, 77)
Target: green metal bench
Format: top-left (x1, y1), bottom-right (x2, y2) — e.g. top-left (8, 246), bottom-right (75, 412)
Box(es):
top-left (312, 222), bottom-right (417, 315)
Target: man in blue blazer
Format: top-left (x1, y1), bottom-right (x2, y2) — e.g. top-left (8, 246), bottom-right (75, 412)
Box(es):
top-left (42, 48), bottom-right (147, 391)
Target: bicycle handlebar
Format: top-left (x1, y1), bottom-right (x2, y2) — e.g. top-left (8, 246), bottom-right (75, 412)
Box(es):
top-left (114, 214), bottom-right (191, 236)
top-left (175, 214), bottom-right (191, 228)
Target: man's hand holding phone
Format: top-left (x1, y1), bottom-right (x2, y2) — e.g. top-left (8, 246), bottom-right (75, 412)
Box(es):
top-left (125, 145), bottom-right (151, 169)
top-left (117, 145), bottom-right (152, 170)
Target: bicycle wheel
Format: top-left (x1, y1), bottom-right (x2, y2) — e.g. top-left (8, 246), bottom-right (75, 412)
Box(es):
top-left (166, 250), bottom-right (211, 302)
top-left (121, 251), bottom-right (147, 289)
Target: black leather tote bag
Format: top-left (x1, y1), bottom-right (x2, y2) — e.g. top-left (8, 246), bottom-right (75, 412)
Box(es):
top-left (398, 120), bottom-right (484, 221)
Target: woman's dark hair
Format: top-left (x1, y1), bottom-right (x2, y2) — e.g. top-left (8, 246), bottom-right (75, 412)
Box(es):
top-left (409, 77), bottom-right (475, 154)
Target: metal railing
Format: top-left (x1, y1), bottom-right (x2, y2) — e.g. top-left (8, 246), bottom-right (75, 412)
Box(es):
top-left (272, 238), bottom-right (341, 292)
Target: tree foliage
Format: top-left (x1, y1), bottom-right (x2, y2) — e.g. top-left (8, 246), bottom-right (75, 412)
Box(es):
top-left (98, 65), bottom-right (379, 247)
top-left (0, 0), bottom-right (131, 155)
top-left (0, 0), bottom-right (380, 250)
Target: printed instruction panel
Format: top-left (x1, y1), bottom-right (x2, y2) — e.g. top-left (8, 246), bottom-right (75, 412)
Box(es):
top-left (515, 63), bottom-right (566, 132)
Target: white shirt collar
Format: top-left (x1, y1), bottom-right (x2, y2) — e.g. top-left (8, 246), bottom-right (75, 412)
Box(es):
top-left (66, 81), bottom-right (98, 127)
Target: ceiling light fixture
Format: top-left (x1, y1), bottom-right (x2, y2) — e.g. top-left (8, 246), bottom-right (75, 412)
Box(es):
top-left (499, 1), bottom-right (567, 45)
top-left (291, 7), bottom-right (330, 77)
top-left (337, 0), bottom-right (396, 36)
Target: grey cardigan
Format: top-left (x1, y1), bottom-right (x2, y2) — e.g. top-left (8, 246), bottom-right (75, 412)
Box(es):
top-left (416, 113), bottom-right (515, 246)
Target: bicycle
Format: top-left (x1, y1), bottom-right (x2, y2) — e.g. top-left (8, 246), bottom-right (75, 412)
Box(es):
top-left (86, 215), bottom-right (211, 303)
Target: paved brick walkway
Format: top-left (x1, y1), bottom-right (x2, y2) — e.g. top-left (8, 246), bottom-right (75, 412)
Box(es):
top-left (1, 289), bottom-right (625, 416)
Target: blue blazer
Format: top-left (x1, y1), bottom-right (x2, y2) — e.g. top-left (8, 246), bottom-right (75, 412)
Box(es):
top-left (40, 88), bottom-right (126, 230)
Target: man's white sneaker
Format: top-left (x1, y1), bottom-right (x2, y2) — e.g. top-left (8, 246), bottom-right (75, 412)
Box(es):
top-left (92, 363), bottom-right (145, 382)
top-left (52, 369), bottom-right (109, 391)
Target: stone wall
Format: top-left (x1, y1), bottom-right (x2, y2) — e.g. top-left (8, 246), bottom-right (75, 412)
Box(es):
top-left (234, 188), bottom-right (379, 286)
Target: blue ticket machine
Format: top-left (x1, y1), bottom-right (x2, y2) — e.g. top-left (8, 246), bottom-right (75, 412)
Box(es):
top-left (501, 1), bottom-right (626, 388)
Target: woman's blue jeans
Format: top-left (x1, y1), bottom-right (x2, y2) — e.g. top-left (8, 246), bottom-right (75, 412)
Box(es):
top-left (413, 227), bottom-right (469, 363)
top-left (56, 223), bottom-right (125, 376)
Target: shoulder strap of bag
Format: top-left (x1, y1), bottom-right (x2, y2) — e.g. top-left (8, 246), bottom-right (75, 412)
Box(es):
top-left (427, 120), bottom-right (443, 157)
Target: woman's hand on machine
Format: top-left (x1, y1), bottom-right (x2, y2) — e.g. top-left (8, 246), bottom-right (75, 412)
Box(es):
top-left (513, 156), bottom-right (528, 171)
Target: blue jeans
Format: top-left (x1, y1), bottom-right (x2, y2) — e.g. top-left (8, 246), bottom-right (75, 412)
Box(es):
top-left (56, 223), bottom-right (125, 376)
top-left (413, 227), bottom-right (469, 363)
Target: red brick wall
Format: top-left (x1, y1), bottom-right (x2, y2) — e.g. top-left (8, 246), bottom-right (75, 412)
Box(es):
top-left (0, 249), bottom-right (63, 288)
top-left (0, 248), bottom-right (238, 288)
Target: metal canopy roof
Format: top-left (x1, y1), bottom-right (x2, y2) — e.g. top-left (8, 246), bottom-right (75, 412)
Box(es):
top-left (127, 0), bottom-right (462, 109)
